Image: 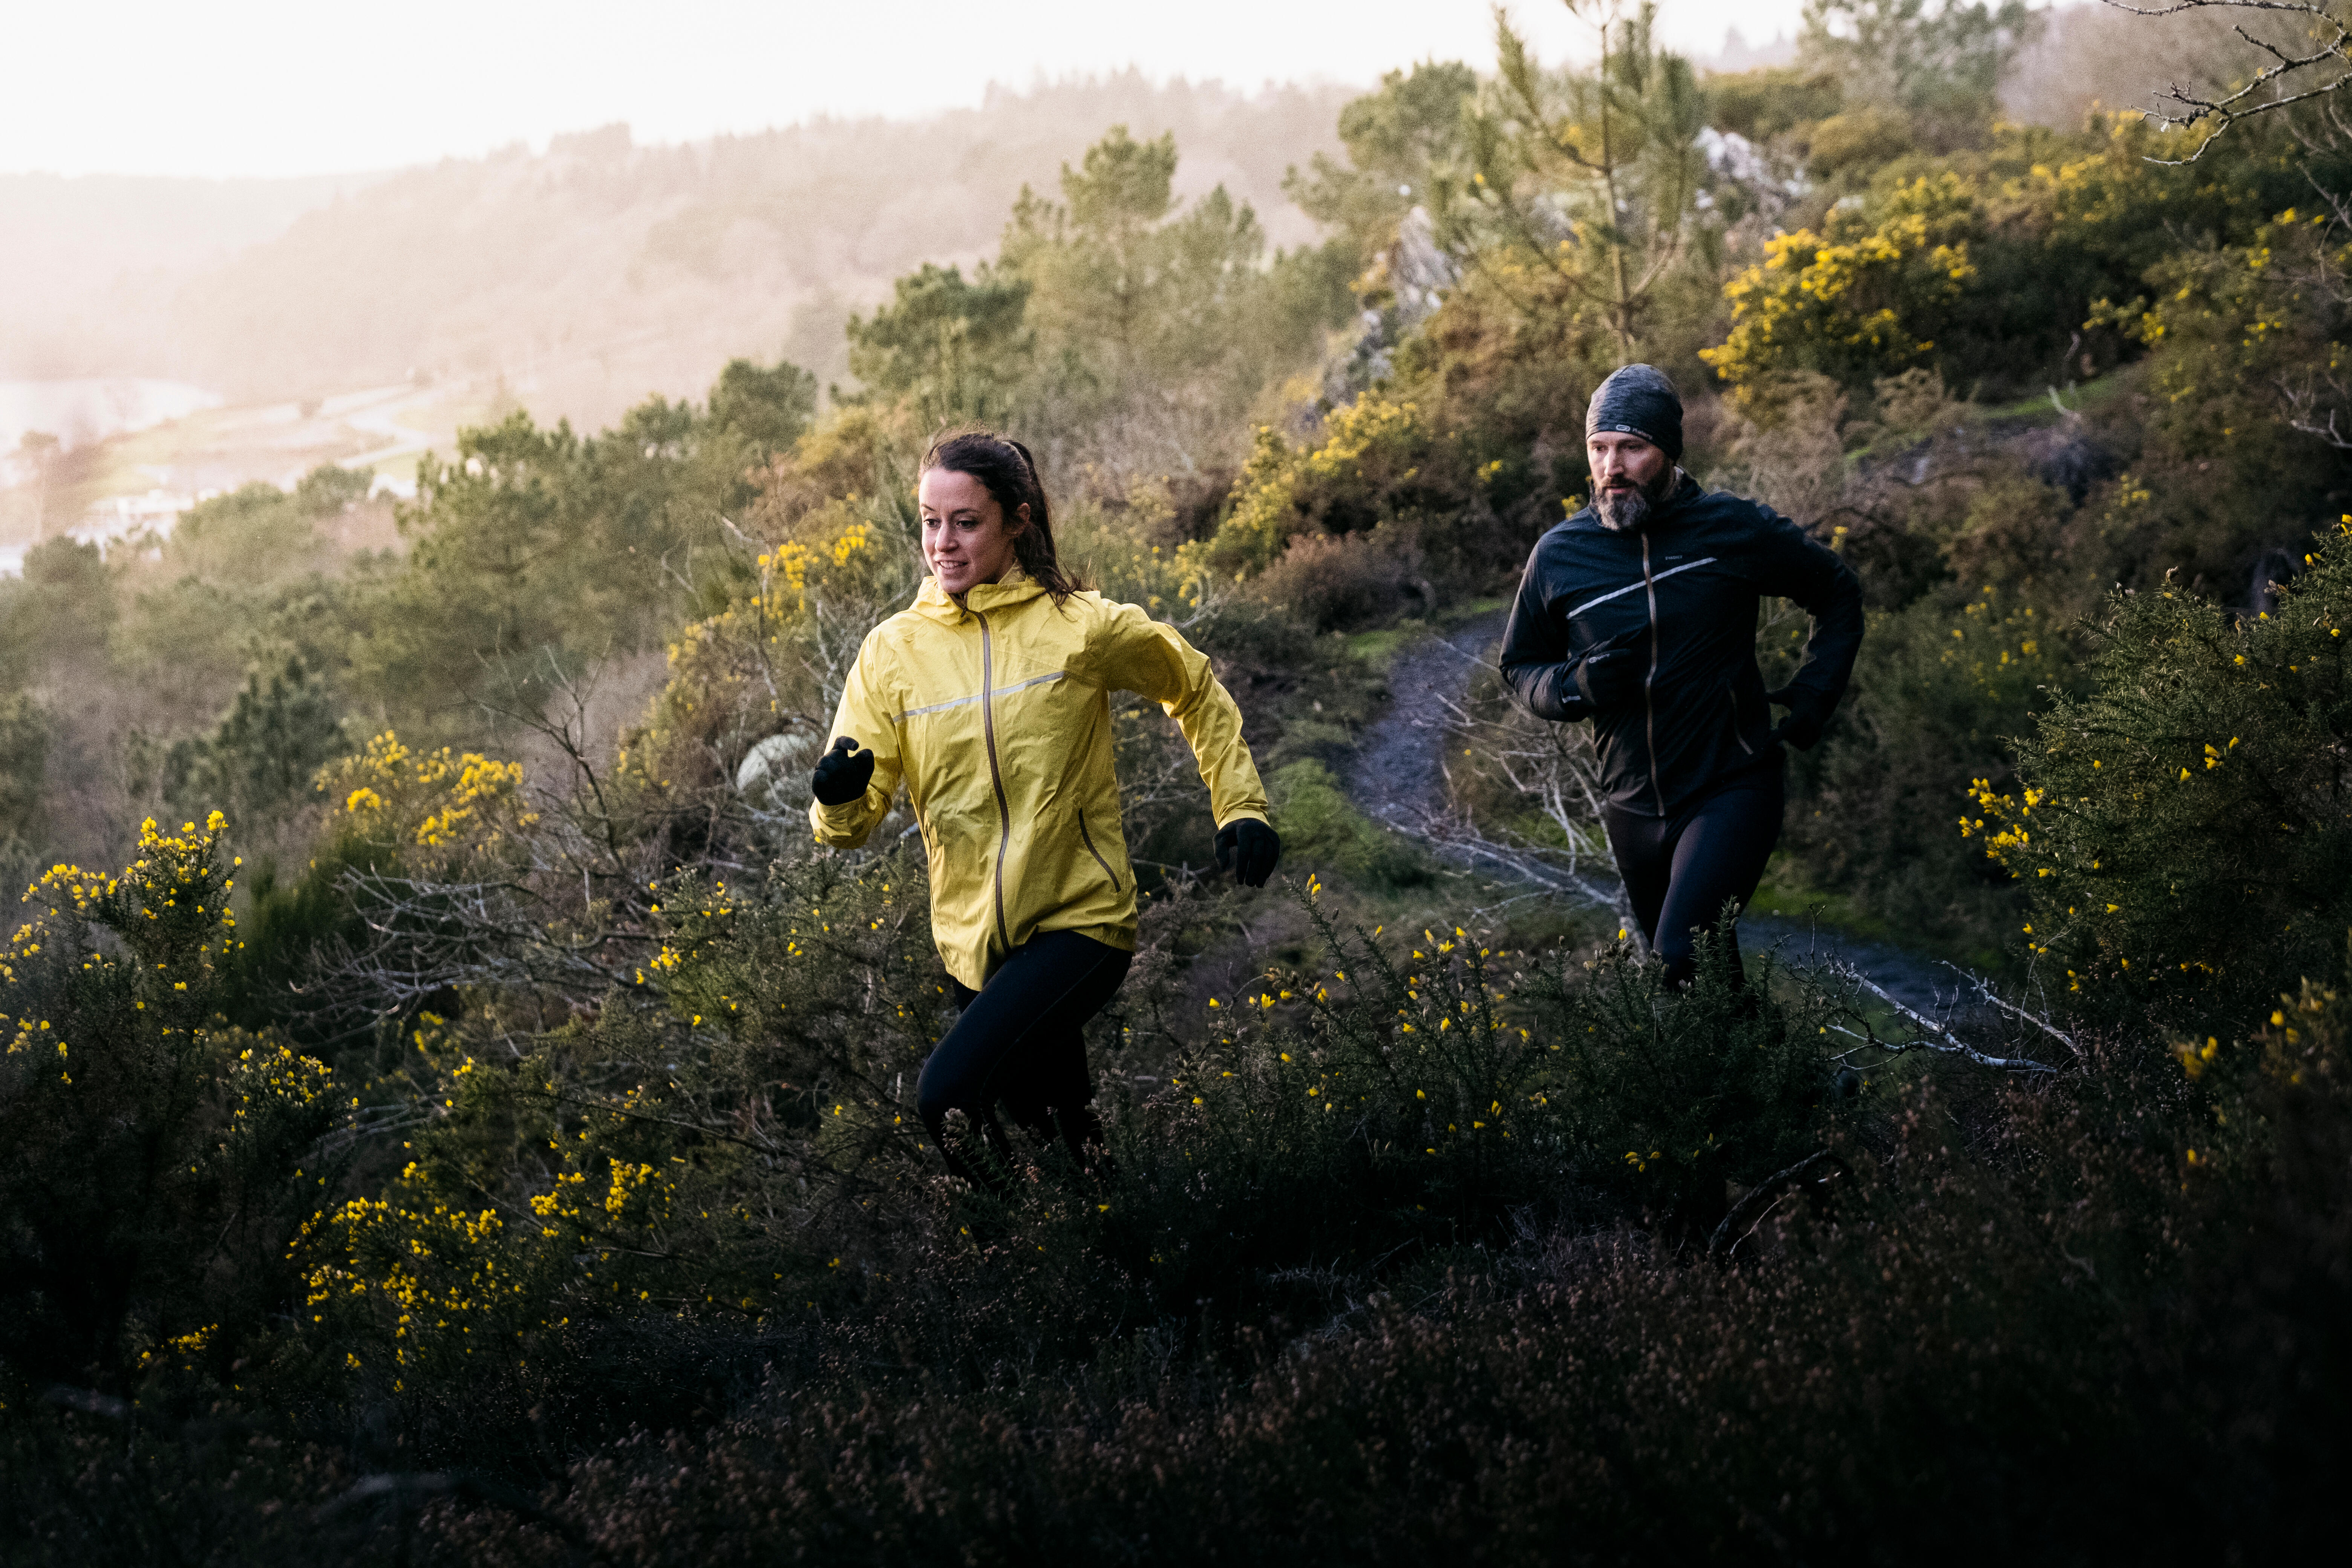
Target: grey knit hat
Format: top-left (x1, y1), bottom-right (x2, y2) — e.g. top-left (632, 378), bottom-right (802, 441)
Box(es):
top-left (1585, 364), bottom-right (1683, 462)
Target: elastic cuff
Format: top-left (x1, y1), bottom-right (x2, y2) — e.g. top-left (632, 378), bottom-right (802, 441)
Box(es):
top-left (1551, 664), bottom-right (1582, 718)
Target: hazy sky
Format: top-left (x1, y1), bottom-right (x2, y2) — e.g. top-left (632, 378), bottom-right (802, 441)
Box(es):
top-left (8, 0), bottom-right (1809, 179)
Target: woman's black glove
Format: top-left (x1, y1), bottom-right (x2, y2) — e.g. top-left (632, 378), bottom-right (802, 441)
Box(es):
top-left (1766, 686), bottom-right (1833, 751)
top-left (1573, 645), bottom-right (1645, 710)
top-left (810, 736), bottom-right (876, 806)
top-left (1215, 819), bottom-right (1282, 887)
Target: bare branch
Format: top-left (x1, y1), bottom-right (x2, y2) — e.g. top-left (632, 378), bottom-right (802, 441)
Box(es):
top-left (1819, 958), bottom-right (2058, 1074)
top-left (1708, 1149), bottom-right (1849, 1263)
top-left (2102, 0), bottom-right (2352, 162)
top-left (1937, 960), bottom-right (2083, 1059)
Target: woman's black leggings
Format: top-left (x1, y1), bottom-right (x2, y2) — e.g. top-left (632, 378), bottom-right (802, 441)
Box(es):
top-left (1602, 759), bottom-right (1784, 989)
top-left (916, 929), bottom-right (1130, 1190)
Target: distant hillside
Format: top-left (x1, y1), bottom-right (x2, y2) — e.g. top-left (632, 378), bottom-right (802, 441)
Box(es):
top-left (0, 169), bottom-right (383, 382)
top-left (6, 75), bottom-right (1351, 436)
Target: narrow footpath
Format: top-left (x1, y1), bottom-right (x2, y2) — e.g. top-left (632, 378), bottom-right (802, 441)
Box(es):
top-left (1344, 614), bottom-right (1971, 1017)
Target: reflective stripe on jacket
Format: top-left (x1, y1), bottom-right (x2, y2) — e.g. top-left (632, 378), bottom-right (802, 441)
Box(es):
top-left (1498, 474), bottom-right (1865, 817)
top-left (809, 568), bottom-right (1269, 989)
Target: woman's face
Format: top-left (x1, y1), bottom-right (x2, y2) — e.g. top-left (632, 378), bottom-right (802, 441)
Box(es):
top-left (919, 467), bottom-right (1026, 596)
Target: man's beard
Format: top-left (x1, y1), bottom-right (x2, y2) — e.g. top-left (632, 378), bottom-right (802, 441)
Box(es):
top-left (1593, 467), bottom-right (1675, 532)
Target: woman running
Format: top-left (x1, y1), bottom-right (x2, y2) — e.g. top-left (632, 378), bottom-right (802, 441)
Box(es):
top-left (807, 432), bottom-right (1281, 1188)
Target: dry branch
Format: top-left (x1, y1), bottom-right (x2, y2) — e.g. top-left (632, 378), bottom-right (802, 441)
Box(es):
top-left (1820, 957), bottom-right (2058, 1074)
top-left (2103, 0), bottom-right (2352, 161)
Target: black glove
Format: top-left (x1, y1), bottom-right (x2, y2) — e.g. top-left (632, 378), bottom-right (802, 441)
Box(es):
top-left (1766, 686), bottom-right (1832, 751)
top-left (810, 735), bottom-right (876, 806)
top-left (1215, 818), bottom-right (1282, 888)
top-left (1573, 645), bottom-right (1645, 710)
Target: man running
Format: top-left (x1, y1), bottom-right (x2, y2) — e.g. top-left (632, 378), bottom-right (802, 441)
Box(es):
top-left (1498, 364), bottom-right (1864, 988)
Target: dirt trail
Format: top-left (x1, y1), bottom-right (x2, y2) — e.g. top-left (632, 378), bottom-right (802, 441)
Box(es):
top-left (1347, 611), bottom-right (1510, 828)
top-left (1344, 615), bottom-right (1979, 1019)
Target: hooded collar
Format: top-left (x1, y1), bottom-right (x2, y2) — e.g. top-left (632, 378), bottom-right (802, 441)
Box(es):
top-left (1652, 469), bottom-right (1704, 521)
top-left (913, 565), bottom-right (1049, 623)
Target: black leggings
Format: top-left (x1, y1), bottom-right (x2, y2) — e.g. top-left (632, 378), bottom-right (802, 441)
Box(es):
top-left (1603, 760), bottom-right (1784, 989)
top-left (916, 929), bottom-right (1131, 1190)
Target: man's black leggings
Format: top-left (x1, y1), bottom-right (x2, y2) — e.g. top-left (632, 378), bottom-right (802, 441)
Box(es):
top-left (1602, 759), bottom-right (1784, 989)
top-left (916, 929), bottom-right (1130, 1191)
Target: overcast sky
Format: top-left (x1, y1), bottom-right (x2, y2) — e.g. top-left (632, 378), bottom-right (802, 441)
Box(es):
top-left (7, 0), bottom-right (1810, 179)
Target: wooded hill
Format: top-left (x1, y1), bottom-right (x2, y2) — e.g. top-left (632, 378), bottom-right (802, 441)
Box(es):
top-left (4, 75), bottom-right (1351, 433)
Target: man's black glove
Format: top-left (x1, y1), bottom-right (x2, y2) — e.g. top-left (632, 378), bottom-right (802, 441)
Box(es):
top-left (1215, 818), bottom-right (1282, 888)
top-left (1766, 686), bottom-right (1833, 752)
top-left (1573, 645), bottom-right (1645, 710)
top-left (810, 736), bottom-right (876, 806)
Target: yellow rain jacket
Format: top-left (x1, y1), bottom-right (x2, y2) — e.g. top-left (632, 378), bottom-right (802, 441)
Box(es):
top-left (809, 568), bottom-right (1269, 989)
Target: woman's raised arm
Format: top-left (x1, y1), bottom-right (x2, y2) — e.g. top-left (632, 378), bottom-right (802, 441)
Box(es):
top-left (1088, 600), bottom-right (1269, 831)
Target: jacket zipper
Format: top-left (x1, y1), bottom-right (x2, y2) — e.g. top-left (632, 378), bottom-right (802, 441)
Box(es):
top-left (973, 609), bottom-right (1014, 948)
top-left (1639, 534), bottom-right (1666, 816)
top-left (1077, 816), bottom-right (1122, 893)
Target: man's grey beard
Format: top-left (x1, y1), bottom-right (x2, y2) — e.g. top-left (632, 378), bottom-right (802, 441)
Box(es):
top-left (1593, 467), bottom-right (1677, 532)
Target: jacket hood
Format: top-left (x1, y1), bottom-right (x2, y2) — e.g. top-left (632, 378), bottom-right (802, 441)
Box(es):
top-left (1648, 471), bottom-right (1706, 527)
top-left (913, 565), bottom-right (1050, 623)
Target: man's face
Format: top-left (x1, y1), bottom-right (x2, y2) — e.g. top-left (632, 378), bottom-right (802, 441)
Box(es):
top-left (1586, 431), bottom-right (1672, 531)
top-left (1586, 431), bottom-right (1670, 497)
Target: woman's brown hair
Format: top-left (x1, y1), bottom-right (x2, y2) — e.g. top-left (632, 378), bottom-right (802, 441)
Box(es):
top-left (920, 430), bottom-right (1086, 602)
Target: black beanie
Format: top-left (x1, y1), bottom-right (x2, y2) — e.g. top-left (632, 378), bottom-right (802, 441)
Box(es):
top-left (1585, 363), bottom-right (1683, 462)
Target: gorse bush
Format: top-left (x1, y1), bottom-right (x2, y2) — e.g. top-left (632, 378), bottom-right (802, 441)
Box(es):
top-left (17, 826), bottom-right (1840, 1434)
top-left (1703, 172), bottom-right (1981, 403)
top-left (287, 852), bottom-right (946, 1439)
top-left (0, 815), bottom-right (336, 1384)
top-left (287, 862), bottom-right (1844, 1415)
top-left (1207, 392), bottom-right (1551, 597)
top-left (1166, 898), bottom-right (1836, 1249)
top-left (1968, 520), bottom-right (2352, 1022)
top-left (1541, 930), bottom-right (1841, 1225)
top-left (320, 732), bottom-right (534, 861)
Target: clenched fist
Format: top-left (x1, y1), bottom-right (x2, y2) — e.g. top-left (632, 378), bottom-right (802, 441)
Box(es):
top-left (1215, 818), bottom-right (1282, 888)
top-left (811, 736), bottom-right (876, 806)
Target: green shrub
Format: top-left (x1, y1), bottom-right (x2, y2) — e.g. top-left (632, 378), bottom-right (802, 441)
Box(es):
top-left (0, 815), bottom-right (335, 1385)
top-left (1540, 930), bottom-right (1840, 1225)
top-left (1781, 582), bottom-right (2073, 959)
top-left (12, 829), bottom-right (2352, 1562)
top-left (0, 692), bottom-right (47, 882)
top-left (1969, 522), bottom-right (2352, 1021)
top-left (158, 658), bottom-right (346, 827)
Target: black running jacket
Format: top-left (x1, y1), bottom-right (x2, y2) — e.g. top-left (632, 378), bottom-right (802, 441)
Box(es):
top-left (1498, 474), bottom-right (1865, 818)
